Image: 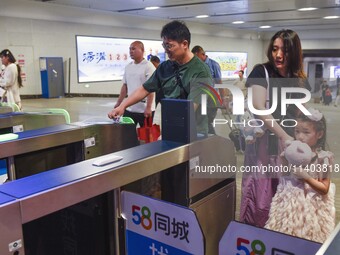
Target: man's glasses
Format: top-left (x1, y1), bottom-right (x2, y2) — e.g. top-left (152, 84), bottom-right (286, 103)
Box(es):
top-left (162, 43), bottom-right (176, 50)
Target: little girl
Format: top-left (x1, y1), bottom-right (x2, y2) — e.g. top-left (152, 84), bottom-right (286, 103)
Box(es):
top-left (265, 108), bottom-right (336, 243)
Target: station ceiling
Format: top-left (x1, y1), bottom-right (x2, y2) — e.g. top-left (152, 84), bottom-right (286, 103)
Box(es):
top-left (27, 0), bottom-right (340, 33)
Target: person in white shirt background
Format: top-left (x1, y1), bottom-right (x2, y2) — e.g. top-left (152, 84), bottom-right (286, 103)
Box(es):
top-left (114, 41), bottom-right (156, 127)
top-left (233, 70), bottom-right (247, 98)
top-left (0, 49), bottom-right (23, 110)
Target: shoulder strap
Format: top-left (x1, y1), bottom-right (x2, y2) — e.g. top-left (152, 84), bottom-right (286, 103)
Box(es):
top-left (172, 62), bottom-right (189, 99)
top-left (156, 80), bottom-right (164, 105)
top-left (263, 65), bottom-right (269, 85)
top-left (262, 65), bottom-right (270, 109)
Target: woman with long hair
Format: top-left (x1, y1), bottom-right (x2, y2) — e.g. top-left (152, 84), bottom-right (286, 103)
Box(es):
top-left (239, 29), bottom-right (311, 227)
top-left (0, 49), bottom-right (23, 110)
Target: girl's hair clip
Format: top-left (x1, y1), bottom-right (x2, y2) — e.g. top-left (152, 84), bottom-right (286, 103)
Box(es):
top-left (306, 108), bottom-right (323, 121)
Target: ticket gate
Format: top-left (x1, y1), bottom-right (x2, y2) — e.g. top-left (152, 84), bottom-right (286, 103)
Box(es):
top-left (0, 135), bottom-right (235, 255)
top-left (316, 222), bottom-right (340, 255)
top-left (0, 121), bottom-right (139, 255)
top-left (0, 100), bottom-right (237, 255)
top-left (0, 122), bottom-right (139, 180)
top-left (0, 108), bottom-right (71, 180)
top-left (0, 109), bottom-right (70, 134)
top-left (0, 105), bottom-right (14, 114)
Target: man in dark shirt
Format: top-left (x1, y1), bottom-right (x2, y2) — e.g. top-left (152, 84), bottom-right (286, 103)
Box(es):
top-left (108, 20), bottom-right (215, 134)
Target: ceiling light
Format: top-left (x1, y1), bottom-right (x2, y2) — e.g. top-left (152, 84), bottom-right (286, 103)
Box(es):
top-left (259, 25), bottom-right (271, 29)
top-left (323, 16), bottom-right (340, 19)
top-left (196, 15), bottom-right (209, 18)
top-left (145, 6), bottom-right (160, 10)
top-left (232, 21), bottom-right (245, 24)
top-left (298, 7), bottom-right (318, 11)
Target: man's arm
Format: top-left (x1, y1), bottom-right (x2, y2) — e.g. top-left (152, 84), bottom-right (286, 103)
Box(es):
top-left (213, 65), bottom-right (222, 85)
top-left (213, 63), bottom-right (229, 108)
top-left (143, 62), bottom-right (156, 116)
top-left (108, 86), bottom-right (150, 119)
top-left (114, 83), bottom-right (128, 108)
top-left (144, 92), bottom-right (155, 117)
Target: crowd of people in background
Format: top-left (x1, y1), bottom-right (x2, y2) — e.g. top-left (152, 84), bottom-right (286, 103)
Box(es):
top-left (318, 77), bottom-right (340, 107)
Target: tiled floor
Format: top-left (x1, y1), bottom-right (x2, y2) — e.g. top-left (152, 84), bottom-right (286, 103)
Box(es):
top-left (22, 97), bottom-right (340, 224)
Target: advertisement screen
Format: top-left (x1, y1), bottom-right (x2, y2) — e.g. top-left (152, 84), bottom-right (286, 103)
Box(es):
top-left (330, 65), bottom-right (340, 79)
top-left (76, 36), bottom-right (165, 83)
top-left (205, 51), bottom-right (248, 79)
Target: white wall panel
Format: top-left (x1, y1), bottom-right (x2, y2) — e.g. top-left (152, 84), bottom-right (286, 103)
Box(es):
top-left (2, 0), bottom-right (337, 96)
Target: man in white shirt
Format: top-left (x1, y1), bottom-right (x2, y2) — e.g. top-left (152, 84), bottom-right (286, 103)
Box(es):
top-left (233, 70), bottom-right (246, 98)
top-left (114, 41), bottom-right (156, 126)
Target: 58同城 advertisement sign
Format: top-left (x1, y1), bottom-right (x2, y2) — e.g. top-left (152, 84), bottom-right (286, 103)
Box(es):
top-left (121, 191), bottom-right (204, 255)
top-left (219, 221), bottom-right (321, 255)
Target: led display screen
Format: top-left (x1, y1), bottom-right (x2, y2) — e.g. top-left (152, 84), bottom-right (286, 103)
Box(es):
top-left (76, 36), bottom-right (165, 83)
top-left (330, 65), bottom-right (340, 79)
top-left (205, 51), bottom-right (248, 79)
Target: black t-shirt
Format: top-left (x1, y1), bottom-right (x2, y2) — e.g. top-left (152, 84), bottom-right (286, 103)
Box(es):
top-left (246, 63), bottom-right (311, 135)
top-left (143, 56), bottom-right (215, 134)
top-left (246, 63), bottom-right (311, 118)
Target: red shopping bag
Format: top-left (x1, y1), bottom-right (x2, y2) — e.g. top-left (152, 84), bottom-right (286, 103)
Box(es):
top-left (137, 117), bottom-right (161, 143)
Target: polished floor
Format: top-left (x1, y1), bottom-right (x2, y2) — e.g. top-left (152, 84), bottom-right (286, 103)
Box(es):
top-left (21, 97), bottom-right (340, 224)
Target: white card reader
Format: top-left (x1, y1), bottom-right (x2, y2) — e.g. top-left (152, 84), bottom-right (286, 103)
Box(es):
top-left (92, 155), bottom-right (123, 166)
